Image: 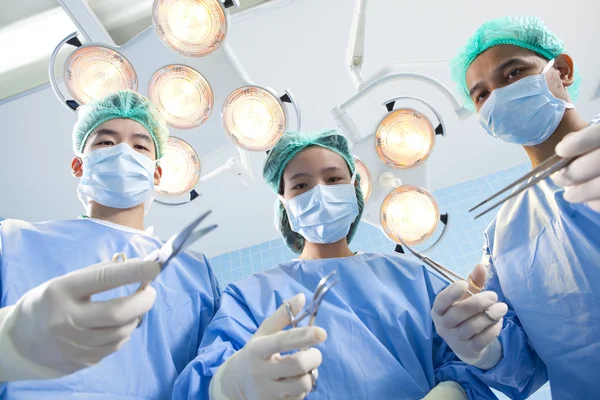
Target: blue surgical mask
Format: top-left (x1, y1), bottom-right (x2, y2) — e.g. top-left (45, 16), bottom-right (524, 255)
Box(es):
top-left (279, 174), bottom-right (359, 244)
top-left (478, 59), bottom-right (574, 146)
top-left (77, 143), bottom-right (156, 212)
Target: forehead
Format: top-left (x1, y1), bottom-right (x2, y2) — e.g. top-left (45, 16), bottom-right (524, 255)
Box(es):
top-left (283, 146), bottom-right (348, 176)
top-left (93, 118), bottom-right (150, 136)
top-left (466, 45), bottom-right (545, 86)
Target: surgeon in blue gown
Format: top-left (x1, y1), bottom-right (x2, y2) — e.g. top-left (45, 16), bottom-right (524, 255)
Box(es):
top-left (172, 129), bottom-right (537, 399)
top-left (433, 16), bottom-right (600, 400)
top-left (0, 90), bottom-right (220, 399)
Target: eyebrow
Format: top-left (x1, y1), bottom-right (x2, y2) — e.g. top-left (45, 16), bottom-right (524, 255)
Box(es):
top-left (468, 58), bottom-right (527, 97)
top-left (93, 128), bottom-right (152, 144)
top-left (288, 166), bottom-right (344, 181)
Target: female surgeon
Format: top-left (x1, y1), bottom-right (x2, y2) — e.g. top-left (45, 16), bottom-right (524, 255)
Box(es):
top-left (173, 129), bottom-right (513, 399)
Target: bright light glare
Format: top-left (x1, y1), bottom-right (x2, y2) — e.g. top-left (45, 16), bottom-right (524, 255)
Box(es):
top-left (380, 186), bottom-right (439, 245)
top-left (64, 46), bottom-right (137, 105)
top-left (0, 8), bottom-right (79, 74)
top-left (375, 109), bottom-right (435, 169)
top-left (153, 0), bottom-right (227, 57)
top-left (354, 158), bottom-right (373, 203)
top-left (222, 86), bottom-right (286, 151)
top-left (148, 65), bottom-right (213, 129)
top-left (156, 137), bottom-right (201, 196)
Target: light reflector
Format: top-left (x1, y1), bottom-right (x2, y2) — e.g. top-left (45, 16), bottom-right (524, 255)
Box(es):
top-left (148, 65), bottom-right (213, 129)
top-left (380, 185), bottom-right (439, 245)
top-left (222, 86), bottom-right (286, 151)
top-left (156, 137), bottom-right (201, 196)
top-left (375, 109), bottom-right (435, 169)
top-left (153, 0), bottom-right (227, 57)
top-left (354, 158), bottom-right (372, 203)
top-left (64, 45), bottom-right (137, 105)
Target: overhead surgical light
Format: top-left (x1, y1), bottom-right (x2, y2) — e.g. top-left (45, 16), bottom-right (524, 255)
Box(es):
top-left (64, 45), bottom-right (137, 105)
top-left (380, 185), bottom-right (440, 245)
top-left (354, 157), bottom-right (372, 202)
top-left (153, 0), bottom-right (228, 57)
top-left (148, 64), bottom-right (213, 129)
top-left (375, 108), bottom-right (435, 169)
top-left (156, 137), bottom-right (201, 196)
top-left (222, 86), bottom-right (286, 151)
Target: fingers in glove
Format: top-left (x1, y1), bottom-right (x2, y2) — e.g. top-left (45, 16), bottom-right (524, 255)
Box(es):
top-left (254, 327), bottom-right (327, 359)
top-left (454, 302), bottom-right (507, 341)
top-left (255, 294), bottom-right (306, 338)
top-left (77, 286), bottom-right (156, 328)
top-left (270, 347), bottom-right (323, 379)
top-left (437, 291), bottom-right (499, 329)
top-left (563, 176), bottom-right (600, 204)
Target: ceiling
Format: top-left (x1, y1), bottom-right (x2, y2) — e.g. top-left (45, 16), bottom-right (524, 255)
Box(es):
top-left (0, 0), bottom-right (271, 101)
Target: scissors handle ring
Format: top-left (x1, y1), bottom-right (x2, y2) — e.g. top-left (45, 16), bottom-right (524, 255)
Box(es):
top-left (112, 253), bottom-right (128, 262)
top-left (310, 369), bottom-right (318, 392)
top-left (283, 300), bottom-right (297, 328)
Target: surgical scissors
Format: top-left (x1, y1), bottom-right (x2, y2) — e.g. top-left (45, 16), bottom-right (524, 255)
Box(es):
top-left (282, 270), bottom-right (339, 394)
top-left (398, 237), bottom-right (483, 296)
top-left (112, 210), bottom-right (218, 291)
top-left (469, 154), bottom-right (576, 219)
top-left (398, 238), bottom-right (498, 323)
top-left (284, 270), bottom-right (340, 328)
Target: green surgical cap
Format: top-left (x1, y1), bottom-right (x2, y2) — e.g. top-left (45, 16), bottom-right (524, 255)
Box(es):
top-left (262, 129), bottom-right (365, 254)
top-left (72, 90), bottom-right (169, 159)
top-left (451, 16), bottom-right (582, 112)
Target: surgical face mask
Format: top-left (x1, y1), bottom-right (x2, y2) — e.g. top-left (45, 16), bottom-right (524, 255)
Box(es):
top-left (478, 59), bottom-right (574, 146)
top-left (279, 173), bottom-right (359, 245)
top-left (77, 143), bottom-right (157, 213)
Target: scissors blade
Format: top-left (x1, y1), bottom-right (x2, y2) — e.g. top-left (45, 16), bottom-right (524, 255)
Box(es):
top-left (157, 210), bottom-right (213, 268)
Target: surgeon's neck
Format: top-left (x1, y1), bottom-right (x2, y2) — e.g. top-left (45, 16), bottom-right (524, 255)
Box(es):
top-left (86, 202), bottom-right (145, 231)
top-left (299, 239), bottom-right (354, 260)
top-left (524, 109), bottom-right (589, 168)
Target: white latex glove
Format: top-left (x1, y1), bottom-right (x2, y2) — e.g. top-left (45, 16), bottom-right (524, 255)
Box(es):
top-left (0, 259), bottom-right (160, 381)
top-left (211, 293), bottom-right (327, 400)
top-left (422, 381), bottom-right (467, 400)
top-left (555, 123), bottom-right (600, 212)
top-left (431, 265), bottom-right (507, 370)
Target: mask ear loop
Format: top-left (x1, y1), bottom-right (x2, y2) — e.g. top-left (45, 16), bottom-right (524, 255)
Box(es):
top-left (542, 58), bottom-right (575, 109)
top-left (350, 171), bottom-right (357, 185)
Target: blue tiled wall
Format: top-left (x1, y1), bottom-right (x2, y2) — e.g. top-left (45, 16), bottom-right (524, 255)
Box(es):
top-left (209, 163), bottom-right (552, 400)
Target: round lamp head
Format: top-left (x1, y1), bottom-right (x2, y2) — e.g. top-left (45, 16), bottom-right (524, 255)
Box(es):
top-left (148, 65), bottom-right (213, 129)
top-left (222, 86), bottom-right (286, 151)
top-left (380, 185), bottom-right (440, 245)
top-left (156, 137), bottom-right (201, 196)
top-left (354, 157), bottom-right (372, 203)
top-left (153, 0), bottom-right (227, 57)
top-left (375, 109), bottom-right (435, 169)
top-left (64, 45), bottom-right (137, 105)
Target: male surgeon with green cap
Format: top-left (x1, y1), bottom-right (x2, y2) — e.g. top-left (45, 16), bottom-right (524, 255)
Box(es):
top-left (0, 90), bottom-right (220, 399)
top-left (173, 129), bottom-right (503, 400)
top-left (431, 16), bottom-right (600, 400)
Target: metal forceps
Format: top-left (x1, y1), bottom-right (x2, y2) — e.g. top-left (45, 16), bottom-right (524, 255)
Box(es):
top-left (111, 210), bottom-right (218, 291)
top-left (399, 238), bottom-right (498, 323)
top-left (470, 154), bottom-right (576, 219)
top-left (282, 270), bottom-right (339, 393)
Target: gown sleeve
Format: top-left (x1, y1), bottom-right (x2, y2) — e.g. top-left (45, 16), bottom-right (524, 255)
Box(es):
top-left (172, 285), bottom-right (257, 399)
top-left (460, 235), bottom-right (548, 398)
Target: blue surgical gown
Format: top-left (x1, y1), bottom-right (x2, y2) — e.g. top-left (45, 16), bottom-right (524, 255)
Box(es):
top-left (173, 253), bottom-right (525, 399)
top-left (0, 218), bottom-right (221, 400)
top-left (481, 173), bottom-right (600, 399)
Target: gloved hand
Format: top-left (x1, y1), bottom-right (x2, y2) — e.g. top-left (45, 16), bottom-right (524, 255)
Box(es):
top-left (431, 265), bottom-right (507, 370)
top-left (555, 123), bottom-right (600, 212)
top-left (422, 381), bottom-right (467, 400)
top-left (0, 259), bottom-right (160, 381)
top-left (210, 293), bottom-right (327, 400)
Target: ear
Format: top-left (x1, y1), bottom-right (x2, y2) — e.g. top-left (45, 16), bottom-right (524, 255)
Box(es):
top-left (71, 157), bottom-right (83, 178)
top-left (154, 165), bottom-right (162, 186)
top-left (554, 54), bottom-right (575, 87)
